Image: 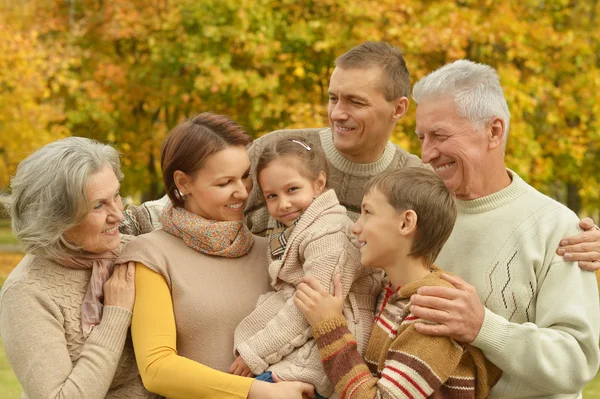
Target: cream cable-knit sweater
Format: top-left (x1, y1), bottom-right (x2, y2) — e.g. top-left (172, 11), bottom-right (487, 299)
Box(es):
top-left (437, 170), bottom-right (600, 398)
top-left (0, 254), bottom-right (156, 399)
top-left (244, 127), bottom-right (423, 235)
top-left (234, 189), bottom-right (383, 397)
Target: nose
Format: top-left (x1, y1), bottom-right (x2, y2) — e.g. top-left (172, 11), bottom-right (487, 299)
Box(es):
top-left (107, 200), bottom-right (124, 223)
top-left (232, 180), bottom-right (249, 200)
top-left (351, 216), bottom-right (363, 236)
top-left (329, 101), bottom-right (348, 122)
top-left (278, 197), bottom-right (291, 211)
top-left (420, 137), bottom-right (439, 164)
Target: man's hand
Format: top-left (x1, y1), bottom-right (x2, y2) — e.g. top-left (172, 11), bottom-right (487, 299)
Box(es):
top-left (295, 274), bottom-right (343, 326)
top-left (409, 273), bottom-right (485, 343)
top-left (228, 356), bottom-right (254, 377)
top-left (557, 217), bottom-right (600, 271)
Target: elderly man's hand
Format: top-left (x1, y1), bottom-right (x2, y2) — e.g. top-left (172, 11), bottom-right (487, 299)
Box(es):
top-left (295, 274), bottom-right (343, 326)
top-left (409, 273), bottom-right (485, 343)
top-left (557, 217), bottom-right (600, 271)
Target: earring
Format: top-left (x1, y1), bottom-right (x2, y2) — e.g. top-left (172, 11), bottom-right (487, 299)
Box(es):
top-left (176, 189), bottom-right (187, 201)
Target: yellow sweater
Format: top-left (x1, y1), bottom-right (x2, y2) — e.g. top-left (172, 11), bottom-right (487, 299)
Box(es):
top-left (119, 230), bottom-right (271, 399)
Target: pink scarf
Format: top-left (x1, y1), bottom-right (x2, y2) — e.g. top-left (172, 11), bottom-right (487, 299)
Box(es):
top-left (160, 202), bottom-right (254, 258)
top-left (60, 246), bottom-right (121, 335)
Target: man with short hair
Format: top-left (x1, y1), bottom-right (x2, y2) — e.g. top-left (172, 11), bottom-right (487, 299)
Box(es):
top-left (244, 42), bottom-right (423, 235)
top-left (409, 60), bottom-right (599, 397)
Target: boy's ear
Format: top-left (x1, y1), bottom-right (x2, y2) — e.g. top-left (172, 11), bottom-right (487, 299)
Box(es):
top-left (398, 209), bottom-right (418, 236)
top-left (173, 170), bottom-right (190, 194)
top-left (314, 171), bottom-right (327, 194)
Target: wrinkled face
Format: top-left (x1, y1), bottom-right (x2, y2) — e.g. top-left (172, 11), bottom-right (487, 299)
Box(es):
top-left (180, 146), bottom-right (252, 221)
top-left (327, 66), bottom-right (400, 163)
top-left (352, 188), bottom-right (403, 269)
top-left (63, 164), bottom-right (124, 253)
top-left (258, 157), bottom-right (326, 227)
top-left (415, 96), bottom-right (493, 200)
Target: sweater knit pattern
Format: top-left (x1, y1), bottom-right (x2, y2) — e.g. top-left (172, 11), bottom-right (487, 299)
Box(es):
top-left (437, 170), bottom-right (600, 398)
top-left (244, 128), bottom-right (424, 236)
top-left (312, 269), bottom-right (502, 399)
top-left (234, 189), bottom-right (383, 397)
top-left (0, 254), bottom-right (156, 399)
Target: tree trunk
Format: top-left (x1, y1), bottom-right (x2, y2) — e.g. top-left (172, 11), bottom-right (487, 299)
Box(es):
top-left (566, 183), bottom-right (582, 215)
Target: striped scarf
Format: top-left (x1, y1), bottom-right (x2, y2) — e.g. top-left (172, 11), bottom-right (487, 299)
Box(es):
top-left (268, 220), bottom-right (298, 259)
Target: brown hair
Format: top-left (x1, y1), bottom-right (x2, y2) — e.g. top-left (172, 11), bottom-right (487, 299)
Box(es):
top-left (161, 112), bottom-right (251, 207)
top-left (256, 137), bottom-right (327, 189)
top-left (365, 167), bottom-right (457, 266)
top-left (336, 41), bottom-right (410, 101)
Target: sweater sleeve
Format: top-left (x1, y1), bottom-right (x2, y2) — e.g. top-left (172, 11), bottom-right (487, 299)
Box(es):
top-left (235, 230), bottom-right (359, 374)
top-left (132, 263), bottom-right (254, 399)
top-left (312, 315), bottom-right (465, 399)
top-left (0, 283), bottom-right (132, 399)
top-left (472, 258), bottom-right (600, 396)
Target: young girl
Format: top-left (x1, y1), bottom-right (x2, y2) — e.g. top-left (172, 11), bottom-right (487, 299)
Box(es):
top-left (232, 137), bottom-right (383, 397)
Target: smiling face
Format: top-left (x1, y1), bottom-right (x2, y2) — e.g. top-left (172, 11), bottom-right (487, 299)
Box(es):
top-left (352, 188), bottom-right (407, 269)
top-left (416, 96), bottom-right (500, 200)
top-left (63, 164), bottom-right (124, 253)
top-left (176, 146), bottom-right (252, 221)
top-left (327, 66), bottom-right (406, 163)
top-left (258, 157), bottom-right (326, 227)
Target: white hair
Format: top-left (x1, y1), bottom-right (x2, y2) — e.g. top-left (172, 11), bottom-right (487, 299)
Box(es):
top-left (412, 60), bottom-right (511, 143)
top-left (4, 137), bottom-right (123, 259)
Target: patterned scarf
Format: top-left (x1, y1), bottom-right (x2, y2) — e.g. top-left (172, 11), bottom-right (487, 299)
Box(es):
top-left (160, 202), bottom-right (254, 258)
top-left (59, 246), bottom-right (122, 335)
top-left (268, 220), bottom-right (298, 259)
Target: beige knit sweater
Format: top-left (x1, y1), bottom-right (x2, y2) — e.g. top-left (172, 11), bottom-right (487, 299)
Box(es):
top-left (119, 230), bottom-right (271, 372)
top-left (234, 189), bottom-right (383, 397)
top-left (244, 127), bottom-right (424, 236)
top-left (0, 254), bottom-right (156, 399)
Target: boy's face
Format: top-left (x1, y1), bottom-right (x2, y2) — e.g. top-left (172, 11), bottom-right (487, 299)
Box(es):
top-left (352, 188), bottom-right (406, 269)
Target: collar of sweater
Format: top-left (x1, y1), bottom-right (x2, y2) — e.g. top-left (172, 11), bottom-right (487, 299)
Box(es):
top-left (456, 169), bottom-right (529, 214)
top-left (319, 128), bottom-right (397, 176)
top-left (395, 265), bottom-right (451, 299)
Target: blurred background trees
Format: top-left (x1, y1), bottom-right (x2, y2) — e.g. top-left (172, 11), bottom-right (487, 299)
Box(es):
top-left (1, 0), bottom-right (598, 215)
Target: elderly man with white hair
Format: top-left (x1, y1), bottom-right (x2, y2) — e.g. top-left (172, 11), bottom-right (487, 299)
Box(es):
top-left (409, 60), bottom-right (600, 398)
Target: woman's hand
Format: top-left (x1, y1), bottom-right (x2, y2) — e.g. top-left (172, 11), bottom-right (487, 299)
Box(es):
top-left (248, 380), bottom-right (315, 399)
top-left (103, 261), bottom-right (136, 312)
top-left (228, 356), bottom-right (254, 377)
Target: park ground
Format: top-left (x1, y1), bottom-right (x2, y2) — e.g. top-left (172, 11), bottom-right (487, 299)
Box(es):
top-left (0, 220), bottom-right (599, 397)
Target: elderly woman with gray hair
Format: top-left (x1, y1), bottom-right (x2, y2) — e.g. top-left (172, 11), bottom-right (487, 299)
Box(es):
top-left (0, 137), bottom-right (157, 398)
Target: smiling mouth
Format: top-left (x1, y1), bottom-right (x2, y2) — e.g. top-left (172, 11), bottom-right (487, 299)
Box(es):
top-left (335, 124), bottom-right (355, 133)
top-left (434, 162), bottom-right (455, 173)
top-left (102, 226), bottom-right (118, 234)
top-left (225, 202), bottom-right (244, 210)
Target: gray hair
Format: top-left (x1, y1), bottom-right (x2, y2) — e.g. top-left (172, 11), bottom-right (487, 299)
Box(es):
top-left (412, 60), bottom-right (511, 144)
top-left (4, 137), bottom-right (123, 259)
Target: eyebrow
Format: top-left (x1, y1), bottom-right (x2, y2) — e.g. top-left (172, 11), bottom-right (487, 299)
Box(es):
top-left (92, 184), bottom-right (121, 202)
top-left (214, 166), bottom-right (251, 180)
top-left (328, 91), bottom-right (369, 103)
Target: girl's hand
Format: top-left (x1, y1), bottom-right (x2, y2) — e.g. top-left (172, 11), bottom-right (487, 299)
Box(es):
top-left (294, 274), bottom-right (343, 326)
top-left (248, 380), bottom-right (315, 399)
top-left (228, 356), bottom-right (254, 377)
top-left (103, 262), bottom-right (136, 312)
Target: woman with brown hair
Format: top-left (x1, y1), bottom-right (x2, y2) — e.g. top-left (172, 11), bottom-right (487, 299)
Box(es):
top-left (119, 113), bottom-right (314, 399)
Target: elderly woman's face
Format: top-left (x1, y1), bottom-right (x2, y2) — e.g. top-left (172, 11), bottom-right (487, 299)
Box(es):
top-left (176, 145), bottom-right (252, 221)
top-left (63, 164), bottom-right (124, 253)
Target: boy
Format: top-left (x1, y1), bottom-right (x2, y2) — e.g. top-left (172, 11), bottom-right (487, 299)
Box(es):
top-left (295, 167), bottom-right (501, 398)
